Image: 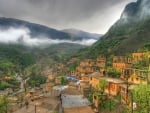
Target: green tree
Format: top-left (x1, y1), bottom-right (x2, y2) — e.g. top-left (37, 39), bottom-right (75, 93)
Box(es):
top-left (107, 67), bottom-right (121, 78)
top-left (0, 82), bottom-right (9, 90)
top-left (28, 66), bottom-right (46, 87)
top-left (96, 79), bottom-right (108, 93)
top-left (60, 76), bottom-right (67, 85)
top-left (130, 85), bottom-right (150, 113)
top-left (0, 60), bottom-right (14, 75)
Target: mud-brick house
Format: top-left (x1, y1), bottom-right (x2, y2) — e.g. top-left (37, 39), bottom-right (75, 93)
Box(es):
top-left (132, 52), bottom-right (147, 64)
top-left (76, 66), bottom-right (96, 77)
top-left (129, 69), bottom-right (149, 84)
top-left (120, 84), bottom-right (136, 104)
top-left (120, 68), bottom-right (150, 104)
top-left (78, 81), bottom-right (91, 97)
top-left (90, 73), bottom-right (124, 96)
top-left (113, 56), bottom-right (132, 72)
top-left (96, 55), bottom-right (106, 75)
top-left (104, 77), bottom-right (125, 96)
top-left (81, 74), bottom-right (90, 82)
top-left (89, 72), bottom-right (103, 88)
top-left (75, 59), bottom-right (98, 78)
top-left (92, 92), bottom-right (107, 111)
top-left (93, 77), bottom-right (124, 109)
top-left (122, 68), bottom-right (150, 85)
top-left (80, 59), bottom-right (95, 67)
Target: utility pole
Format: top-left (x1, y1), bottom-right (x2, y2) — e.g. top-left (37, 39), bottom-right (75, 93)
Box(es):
top-left (125, 69), bottom-right (129, 104)
top-left (130, 92), bottom-right (133, 113)
top-left (109, 83), bottom-right (111, 111)
top-left (146, 91), bottom-right (150, 113)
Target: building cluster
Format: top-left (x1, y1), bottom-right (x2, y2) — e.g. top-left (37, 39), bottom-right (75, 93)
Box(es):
top-left (72, 55), bottom-right (106, 78)
top-left (72, 52), bottom-right (150, 110)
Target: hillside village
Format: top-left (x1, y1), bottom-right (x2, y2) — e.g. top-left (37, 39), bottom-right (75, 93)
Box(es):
top-left (70, 51), bottom-right (150, 112)
top-left (0, 50), bottom-right (149, 113)
top-left (0, 0), bottom-right (150, 112)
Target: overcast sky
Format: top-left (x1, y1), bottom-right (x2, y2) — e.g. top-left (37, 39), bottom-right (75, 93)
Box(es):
top-left (0, 0), bottom-right (136, 34)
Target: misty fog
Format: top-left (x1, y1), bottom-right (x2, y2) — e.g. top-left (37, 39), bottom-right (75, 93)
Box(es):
top-left (0, 27), bottom-right (97, 47)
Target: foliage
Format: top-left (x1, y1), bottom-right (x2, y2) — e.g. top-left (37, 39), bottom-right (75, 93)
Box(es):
top-left (6, 78), bottom-right (18, 86)
top-left (130, 84), bottom-right (150, 113)
top-left (115, 94), bottom-right (121, 102)
top-left (68, 61), bottom-right (80, 71)
top-left (144, 42), bottom-right (150, 50)
top-left (0, 82), bottom-right (9, 90)
top-left (0, 44), bottom-right (35, 75)
top-left (96, 79), bottom-right (108, 93)
top-left (0, 96), bottom-right (9, 113)
top-left (122, 106), bottom-right (130, 113)
top-left (60, 76), bottom-right (67, 85)
top-left (101, 99), bottom-right (117, 111)
top-left (19, 53), bottom-right (35, 70)
top-left (52, 111), bottom-right (59, 113)
top-left (106, 55), bottom-right (114, 67)
top-left (28, 66), bottom-right (47, 87)
top-left (132, 54), bottom-right (149, 70)
top-left (107, 67), bottom-right (121, 78)
top-left (0, 60), bottom-right (14, 75)
top-left (88, 88), bottom-right (95, 102)
top-left (75, 15), bottom-right (150, 59)
top-left (28, 75), bottom-right (46, 87)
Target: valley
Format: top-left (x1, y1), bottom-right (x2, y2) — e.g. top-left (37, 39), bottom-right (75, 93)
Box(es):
top-left (0, 0), bottom-right (150, 113)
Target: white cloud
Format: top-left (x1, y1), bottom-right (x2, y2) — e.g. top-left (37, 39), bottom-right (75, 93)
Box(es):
top-left (0, 27), bottom-right (97, 47)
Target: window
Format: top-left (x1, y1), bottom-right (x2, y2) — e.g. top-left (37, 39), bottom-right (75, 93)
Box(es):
top-left (136, 78), bottom-right (139, 81)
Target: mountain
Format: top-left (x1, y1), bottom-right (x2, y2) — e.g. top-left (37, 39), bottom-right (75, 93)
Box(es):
top-left (120, 0), bottom-right (150, 21)
top-left (0, 17), bottom-right (90, 76)
top-left (77, 0), bottom-right (150, 59)
top-left (0, 17), bottom-right (72, 40)
top-left (62, 29), bottom-right (102, 40)
top-left (0, 17), bottom-right (100, 42)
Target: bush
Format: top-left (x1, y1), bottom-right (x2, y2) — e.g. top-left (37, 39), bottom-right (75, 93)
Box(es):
top-left (28, 75), bottom-right (47, 87)
top-left (60, 76), bottom-right (68, 85)
top-left (0, 82), bottom-right (9, 90)
top-left (107, 67), bottom-right (121, 78)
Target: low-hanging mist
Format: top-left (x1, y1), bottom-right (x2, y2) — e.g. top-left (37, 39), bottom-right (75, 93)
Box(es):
top-left (0, 27), bottom-right (97, 47)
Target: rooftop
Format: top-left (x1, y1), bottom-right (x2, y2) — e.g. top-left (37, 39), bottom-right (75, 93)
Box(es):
top-left (64, 106), bottom-right (94, 113)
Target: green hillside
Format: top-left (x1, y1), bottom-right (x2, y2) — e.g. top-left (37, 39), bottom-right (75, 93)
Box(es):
top-left (76, 0), bottom-right (150, 59)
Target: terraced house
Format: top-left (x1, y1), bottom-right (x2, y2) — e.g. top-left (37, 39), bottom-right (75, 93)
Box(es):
top-left (75, 55), bottom-right (106, 79)
top-left (74, 52), bottom-right (150, 111)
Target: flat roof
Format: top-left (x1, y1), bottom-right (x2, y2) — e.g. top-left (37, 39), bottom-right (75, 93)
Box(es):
top-left (101, 77), bottom-right (125, 84)
top-left (64, 106), bottom-right (94, 113)
top-left (90, 72), bottom-right (104, 79)
top-left (119, 84), bottom-right (137, 89)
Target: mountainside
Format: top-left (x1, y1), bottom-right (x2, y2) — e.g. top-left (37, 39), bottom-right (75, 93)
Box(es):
top-left (0, 17), bottom-right (72, 40)
top-left (77, 0), bottom-right (150, 59)
top-left (0, 18), bottom-right (89, 76)
top-left (62, 29), bottom-right (102, 40)
top-left (0, 17), bottom-right (100, 41)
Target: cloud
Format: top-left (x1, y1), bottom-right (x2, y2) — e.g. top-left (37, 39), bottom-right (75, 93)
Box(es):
top-left (140, 0), bottom-right (150, 16)
top-left (0, 0), bottom-right (136, 34)
top-left (0, 27), bottom-right (97, 47)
